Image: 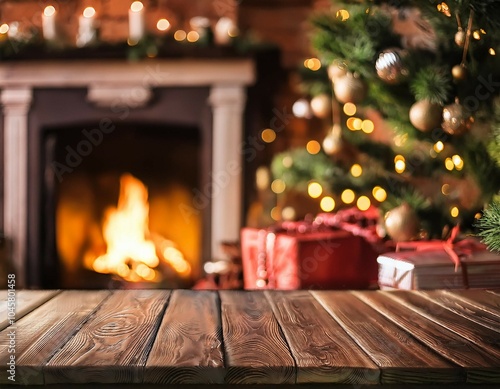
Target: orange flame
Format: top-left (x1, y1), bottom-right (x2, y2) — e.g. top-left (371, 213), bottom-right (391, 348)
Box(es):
top-left (90, 174), bottom-right (191, 282)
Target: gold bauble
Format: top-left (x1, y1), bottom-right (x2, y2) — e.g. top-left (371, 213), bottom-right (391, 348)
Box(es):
top-left (327, 61), bottom-right (348, 81)
top-left (333, 72), bottom-right (367, 104)
top-left (310, 93), bottom-right (332, 119)
top-left (455, 29), bottom-right (465, 47)
top-left (384, 203), bottom-right (420, 242)
top-left (442, 102), bottom-right (473, 136)
top-left (322, 123), bottom-right (343, 156)
top-left (409, 99), bottom-right (443, 132)
top-left (452, 64), bottom-right (468, 81)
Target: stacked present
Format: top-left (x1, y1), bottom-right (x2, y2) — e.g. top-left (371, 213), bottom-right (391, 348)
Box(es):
top-left (377, 226), bottom-right (500, 290)
top-left (241, 207), bottom-right (383, 290)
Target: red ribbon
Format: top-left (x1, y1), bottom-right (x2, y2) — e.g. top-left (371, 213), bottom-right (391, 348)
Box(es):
top-left (396, 225), bottom-right (486, 271)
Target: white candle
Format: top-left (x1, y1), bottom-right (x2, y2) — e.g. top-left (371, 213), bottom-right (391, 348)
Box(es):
top-left (42, 5), bottom-right (57, 41)
top-left (77, 7), bottom-right (96, 47)
top-left (129, 1), bottom-right (144, 42)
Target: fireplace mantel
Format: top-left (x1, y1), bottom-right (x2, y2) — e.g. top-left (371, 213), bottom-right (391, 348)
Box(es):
top-left (0, 58), bottom-right (255, 287)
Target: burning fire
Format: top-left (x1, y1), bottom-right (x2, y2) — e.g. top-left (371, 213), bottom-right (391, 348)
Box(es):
top-left (87, 173), bottom-right (191, 282)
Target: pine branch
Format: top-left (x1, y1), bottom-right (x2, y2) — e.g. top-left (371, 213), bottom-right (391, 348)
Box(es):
top-left (476, 201), bottom-right (500, 251)
top-left (410, 66), bottom-right (453, 104)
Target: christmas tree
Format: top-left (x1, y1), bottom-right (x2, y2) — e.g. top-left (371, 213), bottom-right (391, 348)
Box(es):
top-left (272, 0), bottom-right (500, 241)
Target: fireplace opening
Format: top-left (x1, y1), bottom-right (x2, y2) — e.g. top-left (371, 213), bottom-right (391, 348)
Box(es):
top-left (42, 122), bottom-right (203, 289)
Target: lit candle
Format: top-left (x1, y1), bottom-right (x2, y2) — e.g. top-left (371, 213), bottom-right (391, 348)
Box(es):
top-left (77, 7), bottom-right (96, 47)
top-left (129, 1), bottom-right (144, 43)
top-left (42, 5), bottom-right (57, 41)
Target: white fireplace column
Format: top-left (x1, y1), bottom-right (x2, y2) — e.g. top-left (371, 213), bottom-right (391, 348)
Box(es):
top-left (209, 85), bottom-right (246, 260)
top-left (1, 87), bottom-right (32, 287)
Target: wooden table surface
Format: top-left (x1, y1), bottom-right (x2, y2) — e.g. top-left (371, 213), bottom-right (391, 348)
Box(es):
top-left (1, 289), bottom-right (500, 388)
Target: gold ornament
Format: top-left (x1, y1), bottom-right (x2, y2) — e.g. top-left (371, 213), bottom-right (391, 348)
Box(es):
top-left (375, 48), bottom-right (409, 84)
top-left (452, 64), bottom-right (468, 81)
top-left (455, 28), bottom-right (465, 47)
top-left (327, 61), bottom-right (347, 81)
top-left (384, 202), bottom-right (420, 242)
top-left (409, 99), bottom-right (443, 132)
top-left (333, 72), bottom-right (367, 104)
top-left (442, 101), bottom-right (473, 136)
top-left (310, 93), bottom-right (332, 119)
top-left (322, 123), bottom-right (343, 156)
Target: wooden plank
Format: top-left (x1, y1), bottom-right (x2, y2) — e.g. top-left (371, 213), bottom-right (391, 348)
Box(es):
top-left (265, 290), bottom-right (379, 384)
top-left (312, 291), bottom-right (462, 384)
top-left (353, 291), bottom-right (500, 384)
top-left (0, 290), bottom-right (109, 385)
top-left (0, 289), bottom-right (60, 331)
top-left (45, 290), bottom-right (170, 384)
top-left (418, 290), bottom-right (500, 334)
top-left (446, 289), bottom-right (500, 316)
top-left (219, 291), bottom-right (295, 384)
top-left (386, 291), bottom-right (500, 359)
top-left (144, 290), bottom-right (225, 384)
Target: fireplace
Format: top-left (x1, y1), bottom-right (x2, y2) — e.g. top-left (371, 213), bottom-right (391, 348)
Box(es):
top-left (0, 59), bottom-right (254, 288)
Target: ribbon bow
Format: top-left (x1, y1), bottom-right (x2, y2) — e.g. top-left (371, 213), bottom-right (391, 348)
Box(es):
top-left (396, 225), bottom-right (486, 271)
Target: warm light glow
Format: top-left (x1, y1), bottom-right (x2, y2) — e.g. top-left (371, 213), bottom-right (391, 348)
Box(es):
top-left (452, 155), bottom-right (463, 169)
top-left (341, 189), bottom-right (355, 204)
top-left (473, 30), bottom-right (481, 40)
top-left (282, 156), bottom-right (293, 168)
top-left (357, 196), bottom-right (371, 211)
top-left (352, 118), bottom-right (362, 130)
top-left (308, 182), bottom-right (323, 198)
top-left (394, 155), bottom-right (405, 163)
top-left (271, 179), bottom-right (286, 194)
top-left (395, 160), bottom-right (406, 173)
top-left (174, 30), bottom-right (186, 41)
top-left (292, 98), bottom-right (311, 118)
top-left (336, 9), bottom-right (350, 21)
top-left (450, 206), bottom-right (459, 218)
top-left (83, 7), bottom-right (96, 18)
top-left (361, 120), bottom-right (374, 133)
top-left (256, 167), bottom-right (270, 190)
top-left (130, 1), bottom-right (144, 12)
top-left (372, 186), bottom-right (387, 202)
top-left (44, 5), bottom-right (56, 17)
top-left (261, 128), bottom-right (276, 143)
top-left (320, 196), bottom-right (335, 212)
top-left (282, 206), bottom-right (296, 221)
top-left (441, 183), bottom-right (450, 195)
top-left (350, 164), bottom-right (363, 177)
top-left (157, 18), bottom-right (171, 31)
top-left (346, 117), bottom-right (357, 131)
top-left (475, 212), bottom-right (482, 219)
top-left (0, 24), bottom-right (8, 34)
top-left (187, 30), bottom-right (199, 42)
top-left (343, 103), bottom-right (356, 116)
top-left (455, 159), bottom-right (464, 170)
top-left (270, 207), bottom-right (281, 221)
top-left (489, 48), bottom-right (496, 56)
top-left (437, 2), bottom-right (451, 17)
top-left (305, 58), bottom-right (321, 71)
top-left (434, 141), bottom-right (444, 152)
top-left (393, 134), bottom-right (408, 147)
top-left (90, 174), bottom-right (190, 282)
top-left (445, 157), bottom-right (455, 171)
top-left (306, 140), bottom-right (321, 154)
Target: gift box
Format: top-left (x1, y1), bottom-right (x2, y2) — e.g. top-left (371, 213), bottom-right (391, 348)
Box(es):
top-left (241, 226), bottom-right (378, 290)
top-left (377, 243), bottom-right (500, 290)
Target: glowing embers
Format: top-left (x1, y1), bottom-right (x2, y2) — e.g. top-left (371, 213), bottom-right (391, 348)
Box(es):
top-left (84, 174), bottom-right (191, 282)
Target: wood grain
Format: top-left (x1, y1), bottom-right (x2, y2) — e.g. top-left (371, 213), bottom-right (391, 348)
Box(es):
top-left (0, 289), bottom-right (60, 331)
top-left (45, 290), bottom-right (170, 384)
top-left (312, 291), bottom-right (461, 384)
top-left (447, 289), bottom-right (500, 317)
top-left (385, 291), bottom-right (500, 359)
top-left (144, 290), bottom-right (225, 384)
top-left (418, 290), bottom-right (500, 334)
top-left (266, 290), bottom-right (379, 384)
top-left (219, 291), bottom-right (295, 384)
top-left (353, 291), bottom-right (500, 384)
top-left (0, 290), bottom-right (109, 385)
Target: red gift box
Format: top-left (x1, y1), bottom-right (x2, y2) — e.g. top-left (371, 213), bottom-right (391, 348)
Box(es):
top-left (241, 226), bottom-right (378, 290)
